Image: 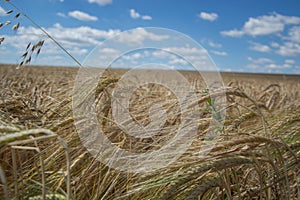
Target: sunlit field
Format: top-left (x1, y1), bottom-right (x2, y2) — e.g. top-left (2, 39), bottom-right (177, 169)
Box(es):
top-left (0, 64), bottom-right (299, 199)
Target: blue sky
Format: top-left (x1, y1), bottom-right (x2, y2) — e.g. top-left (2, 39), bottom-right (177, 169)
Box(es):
top-left (0, 0), bottom-right (300, 74)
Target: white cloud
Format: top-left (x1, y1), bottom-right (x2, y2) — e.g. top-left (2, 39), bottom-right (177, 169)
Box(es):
top-left (1, 23), bottom-right (123, 66)
top-left (243, 15), bottom-right (284, 36)
top-left (130, 9), bottom-right (140, 19)
top-left (246, 56), bottom-right (299, 73)
top-left (56, 12), bottom-right (66, 18)
top-left (100, 48), bottom-right (120, 55)
top-left (95, 48), bottom-right (121, 61)
top-left (2, 24), bottom-right (170, 67)
top-left (118, 27), bottom-right (168, 45)
top-left (287, 26), bottom-right (300, 43)
top-left (130, 9), bottom-right (152, 20)
top-left (208, 41), bottom-right (222, 48)
top-left (68, 10), bottom-right (98, 21)
top-left (163, 46), bottom-right (207, 55)
top-left (168, 58), bottom-right (188, 65)
top-left (44, 23), bottom-right (117, 46)
top-left (268, 26), bottom-right (300, 56)
top-left (161, 46), bottom-right (210, 69)
top-left (270, 42), bottom-right (280, 48)
top-left (221, 13), bottom-right (300, 37)
top-left (221, 13), bottom-right (300, 59)
top-left (123, 52), bottom-right (142, 60)
top-left (250, 40), bottom-right (300, 57)
top-left (69, 47), bottom-right (88, 55)
top-left (3, 24), bottom-right (173, 66)
top-left (152, 50), bottom-right (171, 58)
top-left (141, 15), bottom-right (152, 20)
top-left (285, 59), bottom-right (295, 64)
top-left (198, 12), bottom-right (218, 22)
top-left (88, 0), bottom-right (112, 6)
top-left (4, 24), bottom-right (169, 54)
top-left (276, 42), bottom-right (300, 56)
top-left (224, 68), bottom-right (232, 72)
top-left (246, 58), bottom-right (299, 73)
top-left (130, 53), bottom-right (142, 59)
top-left (250, 42), bottom-right (271, 53)
top-left (150, 47), bottom-right (210, 70)
top-left (248, 57), bottom-right (274, 64)
top-left (3, 23), bottom-right (121, 53)
top-left (221, 29), bottom-right (244, 37)
top-left (211, 50), bottom-right (227, 56)
top-left (0, 6), bottom-right (6, 16)
top-left (265, 63), bottom-right (292, 69)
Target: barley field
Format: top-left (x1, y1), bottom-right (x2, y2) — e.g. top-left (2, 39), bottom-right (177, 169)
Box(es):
top-left (0, 64), bottom-right (299, 199)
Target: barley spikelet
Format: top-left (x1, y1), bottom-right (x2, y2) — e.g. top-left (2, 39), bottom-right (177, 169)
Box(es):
top-left (186, 175), bottom-right (220, 200)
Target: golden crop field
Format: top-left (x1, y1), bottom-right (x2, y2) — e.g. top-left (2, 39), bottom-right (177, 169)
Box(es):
top-left (0, 64), bottom-right (299, 199)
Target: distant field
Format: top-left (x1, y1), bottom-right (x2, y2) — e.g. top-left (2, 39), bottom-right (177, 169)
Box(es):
top-left (0, 64), bottom-right (299, 199)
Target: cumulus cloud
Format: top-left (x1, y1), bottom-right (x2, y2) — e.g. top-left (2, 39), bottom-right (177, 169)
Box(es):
top-left (285, 59), bottom-right (295, 64)
top-left (246, 56), bottom-right (299, 73)
top-left (88, 0), bottom-right (112, 6)
top-left (221, 29), bottom-right (244, 37)
top-left (249, 40), bottom-right (300, 56)
top-left (130, 9), bottom-right (152, 20)
top-left (270, 42), bottom-right (280, 48)
top-left (247, 57), bottom-right (273, 64)
top-left (100, 48), bottom-right (120, 55)
top-left (287, 26), bottom-right (300, 43)
top-left (163, 46), bottom-right (207, 55)
top-left (168, 58), bottom-right (188, 65)
top-left (152, 50), bottom-right (171, 58)
top-left (3, 23), bottom-right (121, 56)
top-left (276, 42), bottom-right (300, 56)
top-left (221, 13), bottom-right (300, 37)
top-left (250, 42), bottom-right (271, 53)
top-left (198, 12), bottom-right (218, 22)
top-left (130, 9), bottom-right (140, 19)
top-left (243, 14), bottom-right (285, 35)
top-left (265, 63), bottom-right (292, 69)
top-left (118, 27), bottom-right (168, 45)
top-left (69, 47), bottom-right (89, 55)
top-left (68, 10), bottom-right (98, 21)
top-left (161, 46), bottom-right (211, 69)
top-left (141, 15), bottom-right (152, 20)
top-left (1, 22), bottom-right (215, 69)
top-left (208, 41), bottom-right (222, 48)
top-left (269, 27), bottom-right (300, 56)
top-left (123, 52), bottom-right (143, 60)
top-left (56, 12), bottom-right (66, 18)
top-left (210, 50), bottom-right (227, 56)
top-left (2, 24), bottom-right (173, 65)
top-left (221, 13), bottom-right (300, 58)
top-left (149, 47), bottom-right (210, 69)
